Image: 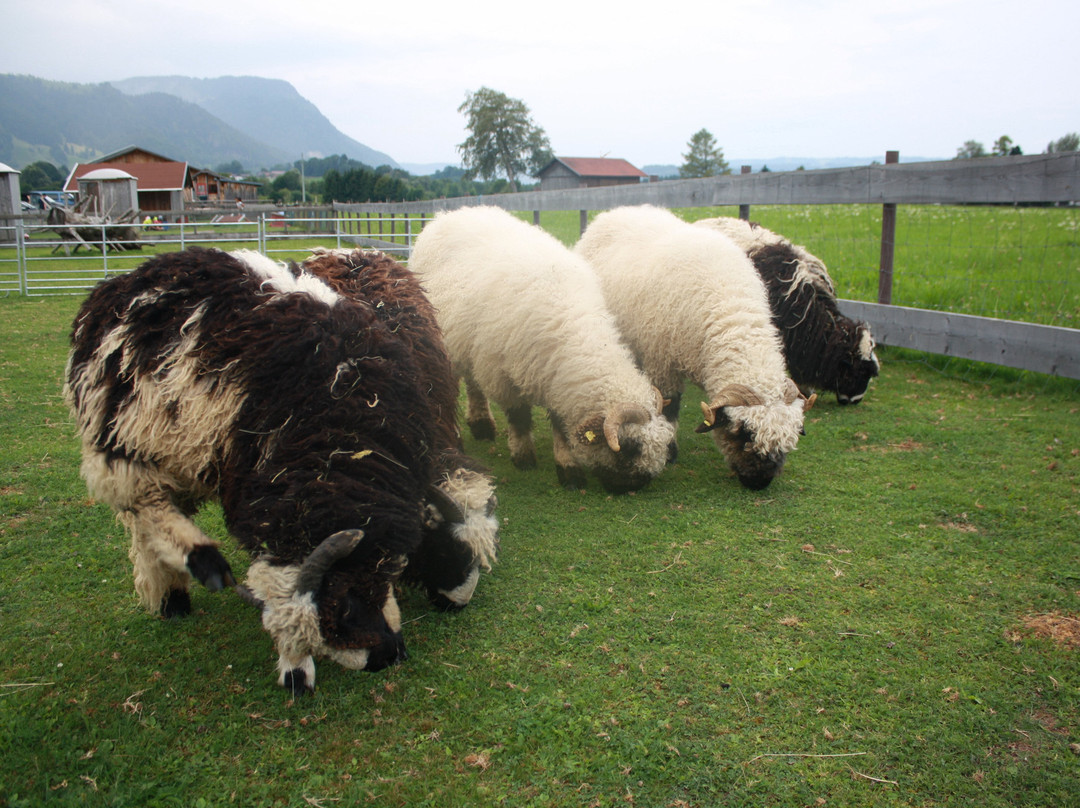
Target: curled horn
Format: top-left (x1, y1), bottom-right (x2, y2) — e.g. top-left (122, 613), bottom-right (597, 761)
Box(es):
top-left (427, 483), bottom-right (465, 524)
top-left (783, 379), bottom-right (800, 405)
top-left (295, 529), bottom-right (364, 597)
top-left (602, 403), bottom-right (651, 452)
top-left (695, 384), bottom-right (766, 432)
top-left (783, 378), bottom-right (818, 412)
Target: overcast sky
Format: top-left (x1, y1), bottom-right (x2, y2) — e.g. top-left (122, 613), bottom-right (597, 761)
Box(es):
top-left (4, 0), bottom-right (1077, 167)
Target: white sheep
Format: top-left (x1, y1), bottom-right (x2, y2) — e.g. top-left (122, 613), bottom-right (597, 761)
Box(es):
top-left (575, 205), bottom-right (812, 490)
top-left (408, 206), bottom-right (675, 493)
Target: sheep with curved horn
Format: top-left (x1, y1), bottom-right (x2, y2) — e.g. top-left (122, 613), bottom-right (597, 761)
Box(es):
top-left (65, 245), bottom-right (493, 694)
top-left (408, 206), bottom-right (675, 493)
top-left (575, 205), bottom-right (813, 490)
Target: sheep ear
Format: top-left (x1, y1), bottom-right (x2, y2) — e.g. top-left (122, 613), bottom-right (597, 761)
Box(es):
top-left (574, 415), bottom-right (607, 447)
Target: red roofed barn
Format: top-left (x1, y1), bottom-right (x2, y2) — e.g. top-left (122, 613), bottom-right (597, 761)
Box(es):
top-left (537, 157), bottom-right (648, 192)
top-left (64, 146), bottom-right (261, 213)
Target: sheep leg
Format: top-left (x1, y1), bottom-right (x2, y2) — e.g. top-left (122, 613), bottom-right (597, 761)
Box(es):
top-left (662, 391), bottom-right (682, 464)
top-left (464, 376), bottom-right (497, 441)
top-left (81, 449), bottom-right (234, 617)
top-left (549, 418), bottom-right (588, 490)
top-left (504, 403), bottom-right (537, 469)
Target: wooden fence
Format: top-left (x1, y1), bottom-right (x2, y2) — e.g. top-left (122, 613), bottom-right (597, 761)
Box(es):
top-left (338, 152), bottom-right (1080, 380)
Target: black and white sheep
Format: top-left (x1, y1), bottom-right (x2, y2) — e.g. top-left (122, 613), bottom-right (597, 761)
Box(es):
top-left (575, 205), bottom-right (812, 490)
top-left (294, 248), bottom-right (498, 609)
top-left (65, 246), bottom-right (493, 694)
top-left (408, 206), bottom-right (676, 493)
top-left (694, 217), bottom-right (879, 405)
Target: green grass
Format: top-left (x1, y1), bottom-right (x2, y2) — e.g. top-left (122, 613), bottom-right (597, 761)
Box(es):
top-left (6, 205), bottom-right (1078, 331)
top-left (2, 296), bottom-right (1078, 807)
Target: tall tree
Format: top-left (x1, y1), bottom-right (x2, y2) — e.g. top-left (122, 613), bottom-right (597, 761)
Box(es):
top-left (457, 87), bottom-right (552, 191)
top-left (955, 140), bottom-right (987, 159)
top-left (1046, 132), bottom-right (1080, 153)
top-left (679, 129), bottom-right (730, 178)
top-left (992, 135), bottom-right (1021, 156)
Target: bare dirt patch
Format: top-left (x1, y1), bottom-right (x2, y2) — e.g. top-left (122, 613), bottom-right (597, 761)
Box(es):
top-left (1022, 611), bottom-right (1080, 650)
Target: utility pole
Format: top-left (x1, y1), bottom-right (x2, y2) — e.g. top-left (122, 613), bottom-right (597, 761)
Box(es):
top-left (300, 154), bottom-right (306, 204)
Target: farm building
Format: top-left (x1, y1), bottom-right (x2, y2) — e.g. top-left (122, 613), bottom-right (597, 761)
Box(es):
top-left (63, 146), bottom-right (261, 212)
top-left (537, 157), bottom-right (648, 191)
top-left (0, 162), bottom-right (20, 243)
top-left (76, 168), bottom-right (138, 218)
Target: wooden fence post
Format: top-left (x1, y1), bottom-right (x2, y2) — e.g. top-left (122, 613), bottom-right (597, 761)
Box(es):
top-left (877, 151), bottom-right (899, 304)
top-left (739, 165), bottom-right (752, 220)
top-left (533, 210), bottom-right (540, 226)
top-left (580, 209), bottom-right (588, 237)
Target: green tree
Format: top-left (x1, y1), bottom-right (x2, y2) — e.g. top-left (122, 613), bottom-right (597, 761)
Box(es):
top-left (1046, 132), bottom-right (1080, 153)
top-left (272, 170), bottom-right (302, 193)
top-left (992, 135), bottom-right (1022, 156)
top-left (19, 160), bottom-right (65, 193)
top-left (215, 160), bottom-right (245, 175)
top-left (955, 140), bottom-right (987, 159)
top-left (679, 129), bottom-right (730, 178)
top-left (457, 87), bottom-right (552, 191)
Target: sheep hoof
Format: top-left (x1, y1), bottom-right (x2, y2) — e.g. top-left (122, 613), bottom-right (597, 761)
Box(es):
top-left (160, 588), bottom-right (192, 619)
top-left (511, 452), bottom-right (537, 470)
top-left (467, 419), bottom-right (497, 441)
top-left (282, 668), bottom-right (315, 696)
top-left (556, 465), bottom-right (588, 491)
top-left (186, 545), bottom-right (236, 592)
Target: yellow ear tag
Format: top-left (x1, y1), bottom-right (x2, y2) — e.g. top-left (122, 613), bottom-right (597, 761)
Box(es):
top-left (584, 430), bottom-right (597, 444)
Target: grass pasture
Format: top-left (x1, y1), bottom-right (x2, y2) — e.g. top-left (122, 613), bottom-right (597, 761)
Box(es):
top-left (1, 285), bottom-right (1079, 805)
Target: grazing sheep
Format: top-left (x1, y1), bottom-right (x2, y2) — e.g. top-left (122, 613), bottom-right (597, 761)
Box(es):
top-left (694, 217), bottom-right (879, 405)
top-left (408, 206), bottom-right (675, 493)
top-left (575, 205), bottom-right (812, 490)
top-left (65, 246), bottom-right (490, 694)
top-left (296, 248), bottom-right (498, 610)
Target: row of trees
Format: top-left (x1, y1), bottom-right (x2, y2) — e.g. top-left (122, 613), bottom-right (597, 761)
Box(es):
top-left (955, 133), bottom-right (1079, 159)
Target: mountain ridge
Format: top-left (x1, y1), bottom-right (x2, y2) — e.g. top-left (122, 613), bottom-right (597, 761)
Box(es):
top-left (110, 76), bottom-right (397, 169)
top-left (0, 73), bottom-right (396, 173)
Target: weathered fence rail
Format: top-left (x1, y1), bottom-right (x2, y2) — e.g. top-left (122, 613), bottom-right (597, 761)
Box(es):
top-left (339, 153), bottom-right (1080, 380)
top-left (3, 154), bottom-right (1078, 378)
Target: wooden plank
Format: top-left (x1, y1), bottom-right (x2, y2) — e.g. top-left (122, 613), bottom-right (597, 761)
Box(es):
top-left (839, 300), bottom-right (1080, 379)
top-left (336, 153), bottom-right (1080, 215)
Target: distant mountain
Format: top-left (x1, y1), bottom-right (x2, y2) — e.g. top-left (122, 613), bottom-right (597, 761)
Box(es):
top-left (0, 74), bottom-right (297, 170)
top-left (0, 73), bottom-right (397, 173)
top-left (111, 76), bottom-right (397, 169)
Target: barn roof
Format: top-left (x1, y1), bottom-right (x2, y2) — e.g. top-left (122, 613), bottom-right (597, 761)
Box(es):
top-left (539, 157), bottom-right (647, 179)
top-left (64, 160), bottom-right (189, 192)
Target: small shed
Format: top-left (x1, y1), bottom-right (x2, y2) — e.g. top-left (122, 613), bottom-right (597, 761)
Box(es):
top-left (537, 157), bottom-right (648, 192)
top-left (77, 168), bottom-right (139, 218)
top-left (0, 162), bottom-right (21, 244)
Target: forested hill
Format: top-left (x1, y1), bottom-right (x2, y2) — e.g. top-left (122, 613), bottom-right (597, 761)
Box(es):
top-left (110, 76), bottom-right (396, 169)
top-left (0, 74), bottom-right (396, 172)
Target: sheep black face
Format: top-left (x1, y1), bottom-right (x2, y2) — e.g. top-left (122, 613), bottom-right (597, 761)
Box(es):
top-left (834, 326), bottom-right (880, 406)
top-left (696, 412), bottom-right (788, 490)
top-left (695, 382), bottom-right (810, 490)
top-left (564, 396), bottom-right (676, 493)
top-left (243, 530), bottom-right (409, 695)
top-left (412, 474), bottom-right (500, 611)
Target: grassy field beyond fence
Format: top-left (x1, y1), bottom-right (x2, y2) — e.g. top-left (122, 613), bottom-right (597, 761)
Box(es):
top-left (1, 288), bottom-right (1078, 806)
